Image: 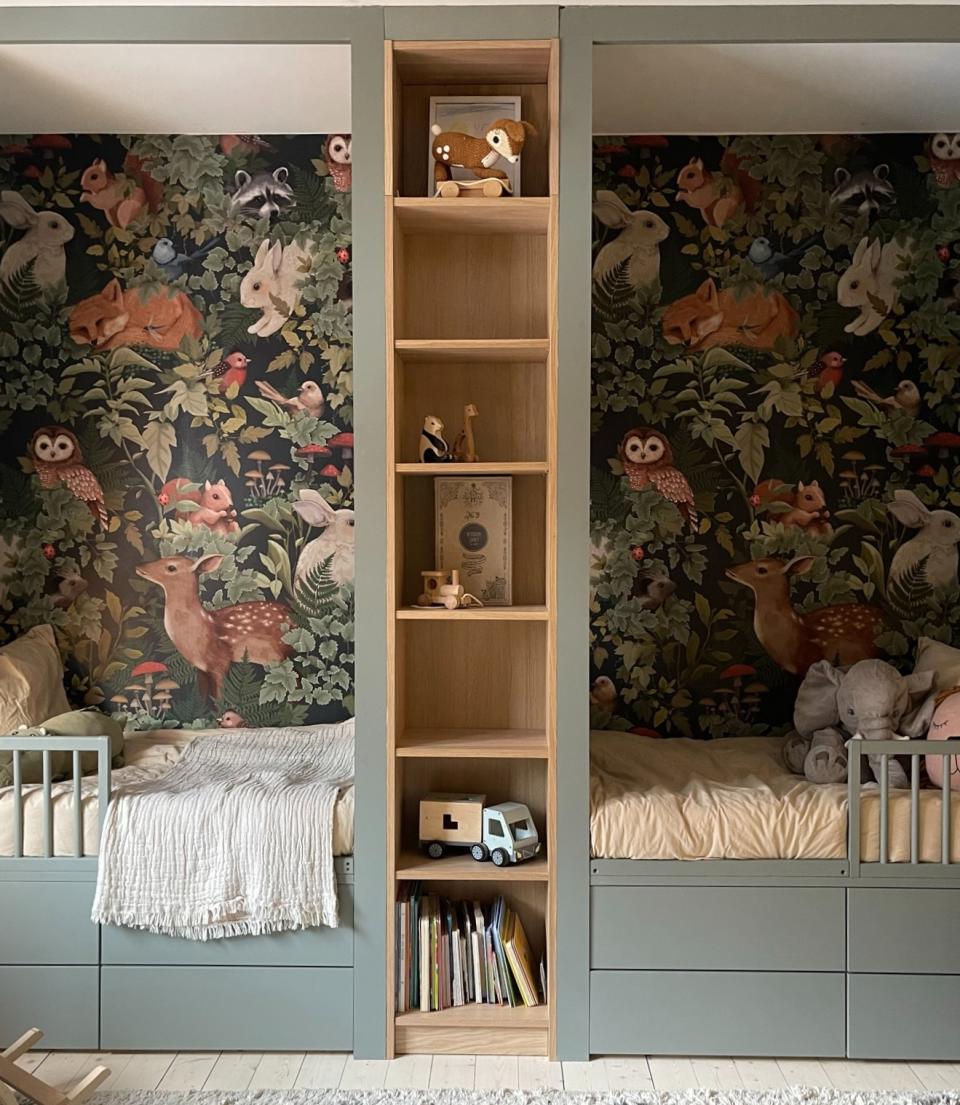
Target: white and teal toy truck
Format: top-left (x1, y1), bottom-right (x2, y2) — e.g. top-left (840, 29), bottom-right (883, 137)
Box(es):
top-left (418, 792), bottom-right (541, 866)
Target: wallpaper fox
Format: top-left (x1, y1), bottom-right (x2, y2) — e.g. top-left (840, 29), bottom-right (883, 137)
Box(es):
top-left (590, 133), bottom-right (960, 739)
top-left (0, 132), bottom-right (354, 729)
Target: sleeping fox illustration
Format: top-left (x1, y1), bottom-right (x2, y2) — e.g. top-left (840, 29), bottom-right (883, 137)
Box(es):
top-left (661, 278), bottom-right (799, 351)
top-left (69, 279), bottom-right (203, 351)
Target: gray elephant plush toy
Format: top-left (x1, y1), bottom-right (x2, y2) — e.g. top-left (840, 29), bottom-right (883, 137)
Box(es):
top-left (784, 658), bottom-right (937, 785)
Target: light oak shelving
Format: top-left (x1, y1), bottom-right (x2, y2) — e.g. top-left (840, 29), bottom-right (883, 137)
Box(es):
top-left (385, 36), bottom-right (559, 1058)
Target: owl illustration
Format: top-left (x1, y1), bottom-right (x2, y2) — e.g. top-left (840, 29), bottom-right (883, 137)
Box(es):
top-left (325, 134), bottom-right (352, 192)
top-left (29, 426), bottom-right (108, 530)
top-left (929, 133), bottom-right (960, 188)
top-left (618, 427), bottom-right (698, 527)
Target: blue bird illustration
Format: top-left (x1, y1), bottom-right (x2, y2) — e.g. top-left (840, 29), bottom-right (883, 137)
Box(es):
top-left (747, 234), bottom-right (820, 280)
top-left (151, 234), bottom-right (224, 279)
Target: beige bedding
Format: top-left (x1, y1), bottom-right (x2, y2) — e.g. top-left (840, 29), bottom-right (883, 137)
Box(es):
top-left (591, 730), bottom-right (960, 862)
top-left (0, 729), bottom-right (354, 858)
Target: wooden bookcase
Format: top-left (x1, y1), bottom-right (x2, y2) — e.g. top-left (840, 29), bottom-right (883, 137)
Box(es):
top-left (384, 38), bottom-right (559, 1057)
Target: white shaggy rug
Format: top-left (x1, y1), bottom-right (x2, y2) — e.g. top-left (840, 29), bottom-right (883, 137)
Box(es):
top-left (90, 1089), bottom-right (960, 1105)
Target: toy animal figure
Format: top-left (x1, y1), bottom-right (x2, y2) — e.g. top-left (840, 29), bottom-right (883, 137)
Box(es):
top-left (80, 154), bottom-right (162, 230)
top-left (452, 404), bottom-right (479, 463)
top-left (28, 426), bottom-right (108, 530)
top-left (754, 479), bottom-right (831, 536)
top-left (887, 489), bottom-right (960, 590)
top-left (159, 477), bottom-right (240, 535)
top-left (829, 164), bottom-right (896, 217)
top-left (324, 135), bottom-right (352, 192)
top-left (661, 278), bottom-right (799, 351)
top-left (239, 238), bottom-right (314, 338)
top-left (419, 415), bottom-right (449, 463)
top-left (69, 279), bottom-right (203, 351)
top-left (291, 488), bottom-right (355, 590)
top-left (592, 191), bottom-right (669, 292)
top-left (928, 133), bottom-right (960, 188)
top-left (837, 236), bottom-right (914, 337)
top-left (925, 689), bottom-right (960, 790)
top-left (229, 167), bottom-right (296, 219)
top-left (676, 153), bottom-right (753, 228)
top-left (726, 556), bottom-right (883, 676)
top-left (430, 119), bottom-right (536, 188)
top-left (618, 427), bottom-right (697, 528)
top-left (0, 190), bottom-right (74, 290)
top-left (135, 553), bottom-right (294, 702)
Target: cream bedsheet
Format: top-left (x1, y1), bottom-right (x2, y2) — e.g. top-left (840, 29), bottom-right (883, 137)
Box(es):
top-left (0, 729), bottom-right (354, 858)
top-left (591, 730), bottom-right (960, 862)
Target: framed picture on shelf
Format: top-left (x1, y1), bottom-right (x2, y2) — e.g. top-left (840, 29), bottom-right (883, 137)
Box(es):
top-left (435, 476), bottom-right (512, 606)
top-left (427, 95), bottom-right (522, 196)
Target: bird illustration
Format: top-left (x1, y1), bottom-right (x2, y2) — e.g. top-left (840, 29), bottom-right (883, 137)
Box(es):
top-left (151, 234), bottom-right (223, 279)
top-left (52, 572), bottom-right (88, 609)
top-left (590, 675), bottom-right (618, 711)
top-left (618, 427), bottom-right (698, 528)
top-left (809, 350), bottom-right (846, 393)
top-left (200, 351), bottom-right (250, 393)
top-left (29, 426), bottom-right (108, 530)
top-left (324, 134), bottom-right (352, 192)
top-left (219, 134), bottom-right (276, 159)
top-left (852, 378), bottom-right (922, 418)
top-left (747, 234), bottom-right (819, 280)
top-left (929, 133), bottom-right (960, 188)
top-left (254, 378), bottom-right (325, 417)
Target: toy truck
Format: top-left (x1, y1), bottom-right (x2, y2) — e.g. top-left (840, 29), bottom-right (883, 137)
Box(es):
top-left (418, 793), bottom-right (541, 867)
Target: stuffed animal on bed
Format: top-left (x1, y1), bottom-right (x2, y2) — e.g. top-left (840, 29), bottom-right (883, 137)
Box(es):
top-left (783, 658), bottom-right (937, 786)
top-left (925, 688), bottom-right (960, 790)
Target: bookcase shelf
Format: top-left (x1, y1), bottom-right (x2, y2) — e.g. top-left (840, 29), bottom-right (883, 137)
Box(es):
top-left (386, 35), bottom-right (558, 1058)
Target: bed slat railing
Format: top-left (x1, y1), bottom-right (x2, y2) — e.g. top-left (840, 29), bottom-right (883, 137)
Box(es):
top-left (849, 738), bottom-right (960, 868)
top-left (0, 735), bottom-right (112, 861)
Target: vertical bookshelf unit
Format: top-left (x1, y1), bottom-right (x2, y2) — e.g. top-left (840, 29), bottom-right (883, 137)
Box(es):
top-left (385, 39), bottom-right (559, 1057)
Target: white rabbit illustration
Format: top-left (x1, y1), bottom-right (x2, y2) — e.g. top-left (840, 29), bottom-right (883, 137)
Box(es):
top-left (239, 237), bottom-right (314, 338)
top-left (887, 489), bottom-right (960, 589)
top-left (837, 235), bottom-right (913, 337)
top-left (292, 488), bottom-right (355, 590)
top-left (0, 190), bottom-right (74, 290)
top-left (592, 190), bottom-right (669, 291)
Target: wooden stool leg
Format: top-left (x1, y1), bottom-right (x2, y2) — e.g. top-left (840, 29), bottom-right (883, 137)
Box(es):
top-left (0, 1081), bottom-right (19, 1105)
top-left (3, 1028), bottom-right (43, 1062)
top-left (65, 1067), bottom-right (110, 1104)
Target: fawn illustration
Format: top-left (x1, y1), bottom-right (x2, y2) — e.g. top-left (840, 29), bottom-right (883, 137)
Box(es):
top-left (726, 556), bottom-right (883, 675)
top-left (160, 478), bottom-right (239, 535)
top-left (753, 479), bottom-right (832, 535)
top-left (136, 554), bottom-right (294, 701)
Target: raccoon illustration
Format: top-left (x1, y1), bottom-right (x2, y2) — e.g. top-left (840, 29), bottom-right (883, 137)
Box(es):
top-left (829, 164), bottom-right (896, 218)
top-left (229, 167), bottom-right (296, 219)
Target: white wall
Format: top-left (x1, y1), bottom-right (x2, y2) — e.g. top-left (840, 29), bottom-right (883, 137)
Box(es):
top-left (594, 43), bottom-right (960, 134)
top-left (0, 44), bottom-right (350, 133)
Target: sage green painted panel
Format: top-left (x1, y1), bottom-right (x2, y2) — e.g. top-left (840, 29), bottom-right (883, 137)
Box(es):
top-left (102, 886), bottom-right (352, 966)
top-left (100, 966), bottom-right (353, 1051)
top-left (590, 970), bottom-right (845, 1057)
top-left (849, 888), bottom-right (960, 975)
top-left (848, 973), bottom-right (960, 1060)
top-left (0, 881), bottom-right (98, 965)
top-left (0, 967), bottom-right (98, 1049)
top-left (385, 6), bottom-right (558, 40)
top-left (592, 886), bottom-right (844, 971)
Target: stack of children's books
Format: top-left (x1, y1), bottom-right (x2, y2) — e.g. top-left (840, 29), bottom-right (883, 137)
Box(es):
top-left (395, 883), bottom-right (544, 1013)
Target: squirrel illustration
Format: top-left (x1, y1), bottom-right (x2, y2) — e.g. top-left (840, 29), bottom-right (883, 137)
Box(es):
top-left (676, 151), bottom-right (760, 228)
top-left (160, 478), bottom-right (239, 534)
top-left (753, 479), bottom-right (831, 536)
top-left (80, 153), bottom-right (163, 230)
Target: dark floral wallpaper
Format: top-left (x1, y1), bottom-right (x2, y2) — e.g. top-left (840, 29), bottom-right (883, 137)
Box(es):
top-left (0, 131), bottom-right (354, 729)
top-left (590, 133), bottom-right (960, 738)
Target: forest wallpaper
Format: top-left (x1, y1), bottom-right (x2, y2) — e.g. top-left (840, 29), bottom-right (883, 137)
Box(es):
top-left (590, 132), bottom-right (960, 739)
top-left (0, 131), bottom-right (354, 729)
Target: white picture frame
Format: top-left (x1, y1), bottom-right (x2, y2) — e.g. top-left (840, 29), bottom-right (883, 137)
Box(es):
top-left (435, 477), bottom-right (513, 606)
top-left (428, 95), bottom-right (523, 196)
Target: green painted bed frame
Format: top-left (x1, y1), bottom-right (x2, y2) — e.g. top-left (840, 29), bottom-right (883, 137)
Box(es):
top-left (3, 3), bottom-right (960, 1060)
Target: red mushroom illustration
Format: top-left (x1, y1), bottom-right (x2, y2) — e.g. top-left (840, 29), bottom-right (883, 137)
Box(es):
top-left (127, 660), bottom-right (168, 716)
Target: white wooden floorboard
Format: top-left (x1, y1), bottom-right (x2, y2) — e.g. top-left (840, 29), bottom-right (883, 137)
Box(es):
top-left (859, 1061), bottom-right (925, 1091)
top-left (95, 1054), bottom-right (133, 1090)
top-left (157, 1053), bottom-right (219, 1091)
top-left (429, 1054), bottom-right (476, 1090)
top-left (14, 1052), bottom-right (49, 1074)
top-left (777, 1059), bottom-right (834, 1088)
top-left (249, 1053), bottom-right (306, 1090)
top-left (339, 1058), bottom-right (389, 1090)
top-left (605, 1057), bottom-right (655, 1092)
top-left (647, 1057), bottom-right (698, 1090)
top-left (562, 1059), bottom-right (610, 1092)
top-left (736, 1059), bottom-right (788, 1090)
top-left (105, 1053), bottom-right (176, 1091)
top-left (821, 1060), bottom-right (878, 1091)
top-left (518, 1056), bottom-right (564, 1091)
top-left (692, 1058), bottom-right (743, 1090)
top-left (204, 1052), bottom-right (262, 1091)
top-left (474, 1054), bottom-right (519, 1090)
top-left (294, 1053), bottom-right (348, 1089)
top-left (383, 1054), bottom-right (433, 1089)
top-left (910, 1063), bottom-right (960, 1091)
top-left (32, 1052), bottom-right (91, 1089)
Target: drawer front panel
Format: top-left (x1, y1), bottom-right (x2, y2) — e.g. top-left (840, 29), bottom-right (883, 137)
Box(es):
top-left (0, 967), bottom-right (99, 1048)
top-left (590, 971), bottom-right (845, 1057)
top-left (0, 881), bottom-right (98, 965)
top-left (592, 886), bottom-right (845, 971)
top-left (100, 966), bottom-right (353, 1051)
top-left (848, 888), bottom-right (960, 975)
top-left (102, 885), bottom-right (353, 966)
top-left (848, 973), bottom-right (960, 1060)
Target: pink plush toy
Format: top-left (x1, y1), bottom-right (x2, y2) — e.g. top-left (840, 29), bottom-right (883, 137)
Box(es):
top-left (926, 689), bottom-right (960, 790)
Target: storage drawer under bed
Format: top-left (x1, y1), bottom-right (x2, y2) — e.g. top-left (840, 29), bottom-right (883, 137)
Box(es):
top-left (590, 970), bottom-right (845, 1057)
top-left (848, 888), bottom-right (960, 974)
top-left (0, 966), bottom-right (99, 1049)
top-left (0, 880), bottom-right (98, 965)
top-left (848, 973), bottom-right (960, 1060)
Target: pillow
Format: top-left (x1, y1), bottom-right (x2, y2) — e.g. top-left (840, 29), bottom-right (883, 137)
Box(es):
top-left (0, 708), bottom-right (125, 787)
top-left (0, 625), bottom-right (70, 733)
top-left (915, 636), bottom-right (960, 692)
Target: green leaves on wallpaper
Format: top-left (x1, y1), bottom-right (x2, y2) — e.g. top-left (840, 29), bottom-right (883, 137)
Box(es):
top-left (590, 132), bottom-right (960, 739)
top-left (0, 130), bottom-right (355, 730)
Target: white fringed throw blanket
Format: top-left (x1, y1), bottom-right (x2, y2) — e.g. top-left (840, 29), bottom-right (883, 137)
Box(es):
top-left (92, 719), bottom-right (354, 940)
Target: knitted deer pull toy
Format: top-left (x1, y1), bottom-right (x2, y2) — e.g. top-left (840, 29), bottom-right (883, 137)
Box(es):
top-left (431, 118), bottom-right (537, 197)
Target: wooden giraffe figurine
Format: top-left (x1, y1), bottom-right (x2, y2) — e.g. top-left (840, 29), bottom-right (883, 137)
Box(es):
top-left (453, 403), bottom-right (480, 463)
top-left (0, 1029), bottom-right (109, 1105)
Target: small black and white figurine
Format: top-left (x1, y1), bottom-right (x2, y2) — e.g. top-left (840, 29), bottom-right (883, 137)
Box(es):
top-left (419, 415), bottom-right (449, 463)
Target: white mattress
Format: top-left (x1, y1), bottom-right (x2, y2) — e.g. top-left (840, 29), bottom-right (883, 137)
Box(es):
top-left (0, 729), bottom-right (354, 858)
